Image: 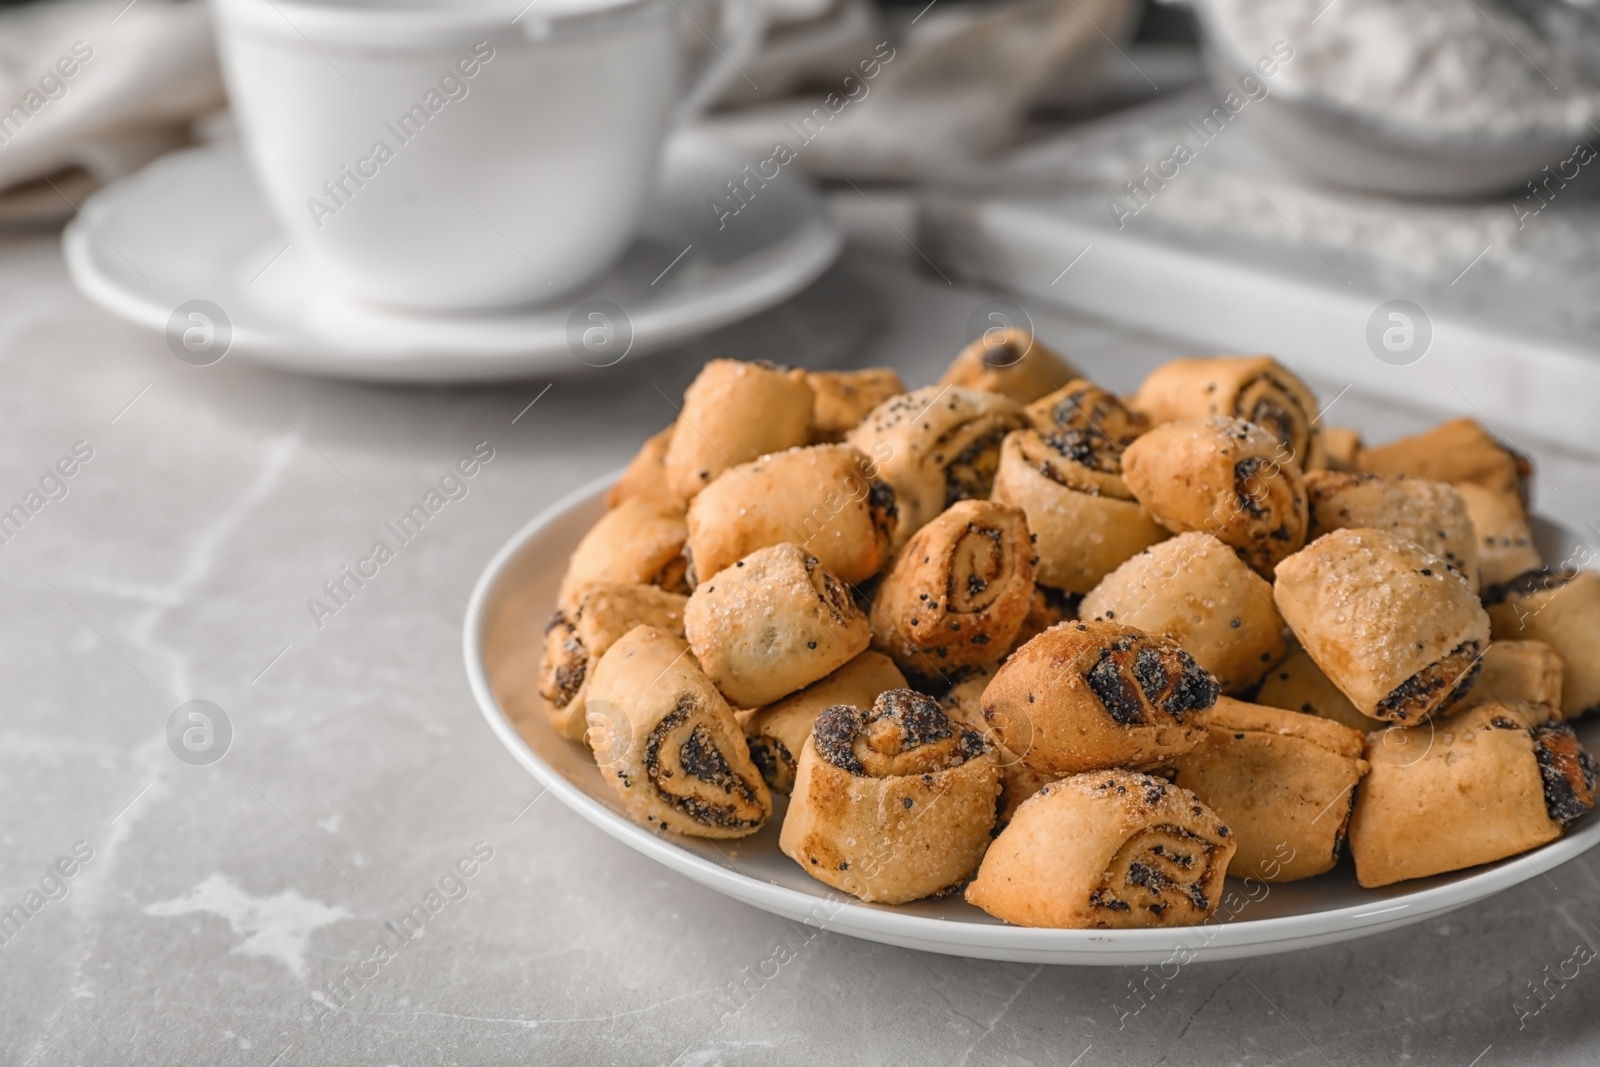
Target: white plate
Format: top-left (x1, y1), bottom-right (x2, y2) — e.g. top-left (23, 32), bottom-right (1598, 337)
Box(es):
top-left (463, 473), bottom-right (1600, 965)
top-left (62, 135), bottom-right (842, 383)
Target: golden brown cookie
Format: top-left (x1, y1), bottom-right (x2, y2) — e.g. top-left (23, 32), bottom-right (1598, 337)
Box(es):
top-left (1305, 470), bottom-right (1480, 591)
top-left (1274, 529), bottom-right (1491, 723)
top-left (744, 651), bottom-right (907, 793)
top-left (1455, 482), bottom-right (1542, 588)
top-left (557, 496), bottom-right (690, 611)
top-left (685, 543), bottom-right (871, 709)
top-left (868, 499), bottom-right (1035, 683)
top-left (806, 368), bottom-right (907, 442)
top-left (663, 360), bottom-right (814, 499)
top-left (1131, 355), bottom-right (1324, 469)
top-left (780, 689), bottom-right (1000, 903)
top-left (1025, 379), bottom-right (1150, 445)
top-left (965, 770), bottom-right (1236, 928)
top-left (938, 327), bottom-right (1080, 404)
top-left (1122, 416), bottom-right (1309, 578)
top-left (586, 627), bottom-right (771, 838)
top-left (1357, 417), bottom-right (1529, 504)
top-left (1170, 697), bottom-right (1367, 882)
top-left (1486, 569), bottom-right (1600, 719)
top-left (942, 668), bottom-right (1057, 824)
top-left (606, 424), bottom-right (679, 509)
top-left (980, 620), bottom-right (1220, 776)
top-left (1448, 639), bottom-right (1564, 714)
top-left (1316, 426), bottom-right (1363, 472)
top-left (1348, 700), bottom-right (1596, 887)
top-left (1254, 647), bottom-right (1380, 732)
top-left (1080, 532), bottom-right (1287, 694)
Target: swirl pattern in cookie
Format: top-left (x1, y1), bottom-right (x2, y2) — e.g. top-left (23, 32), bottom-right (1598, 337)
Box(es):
top-left (685, 543), bottom-right (872, 708)
top-left (965, 769), bottom-right (1235, 928)
top-left (663, 359), bottom-right (815, 500)
top-left (1275, 528), bottom-right (1492, 723)
top-left (538, 583), bottom-right (688, 742)
top-left (1132, 355), bottom-right (1324, 469)
top-left (805, 368), bottom-right (907, 442)
top-left (586, 626), bottom-right (772, 838)
top-left (991, 429), bottom-right (1168, 596)
top-left (1305, 470), bottom-right (1480, 591)
top-left (1122, 416), bottom-right (1308, 578)
top-left (937, 327), bottom-right (1081, 404)
top-left (744, 651), bottom-right (907, 793)
top-left (1348, 699), bottom-right (1596, 887)
top-left (1171, 697), bottom-right (1367, 882)
top-left (779, 688), bottom-right (1000, 903)
top-left (1485, 568), bottom-right (1600, 720)
top-left (1081, 532), bottom-right (1287, 694)
top-left (684, 443), bottom-right (895, 586)
top-left (868, 499), bottom-right (1035, 683)
top-left (980, 620), bottom-right (1220, 776)
top-left (1025, 379), bottom-right (1150, 445)
top-left (557, 496), bottom-right (690, 611)
top-left (846, 385), bottom-right (1028, 550)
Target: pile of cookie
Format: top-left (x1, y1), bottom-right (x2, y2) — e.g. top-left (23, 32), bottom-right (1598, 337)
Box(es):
top-left (532, 335), bottom-right (1599, 929)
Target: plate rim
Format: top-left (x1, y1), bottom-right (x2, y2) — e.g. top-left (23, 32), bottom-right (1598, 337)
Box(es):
top-left (462, 471), bottom-right (1600, 964)
top-left (62, 138), bottom-right (844, 382)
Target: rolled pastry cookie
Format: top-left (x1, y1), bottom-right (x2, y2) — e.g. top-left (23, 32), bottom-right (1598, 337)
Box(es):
top-left (780, 689), bottom-right (1000, 904)
top-left (539, 583), bottom-right (688, 741)
top-left (685, 543), bottom-right (872, 708)
top-left (1011, 585), bottom-right (1083, 654)
top-left (806, 368), bottom-right (906, 442)
top-left (1080, 532), bottom-right (1287, 694)
top-left (942, 668), bottom-right (1057, 824)
top-left (1315, 426), bottom-right (1363, 473)
top-left (1485, 569), bottom-right (1600, 719)
top-left (981, 620), bottom-right (1220, 775)
top-left (1255, 647), bottom-right (1380, 732)
top-left (1357, 417), bottom-right (1529, 504)
top-left (744, 651), bottom-right (907, 793)
top-left (1305, 470), bottom-right (1480, 591)
top-left (663, 360), bottom-right (814, 500)
top-left (1348, 699), bottom-right (1597, 888)
top-left (1455, 482), bottom-right (1542, 588)
top-left (1274, 529), bottom-right (1491, 723)
top-left (846, 385), bottom-right (1028, 550)
top-left (1170, 697), bottom-right (1367, 882)
top-left (937, 327), bottom-right (1081, 404)
top-left (684, 443), bottom-right (895, 586)
top-left (991, 429), bottom-right (1168, 595)
top-left (1448, 639), bottom-right (1564, 713)
top-left (1131, 355), bottom-right (1324, 469)
top-left (1122, 416), bottom-right (1309, 578)
top-left (557, 496), bottom-right (689, 611)
top-left (869, 499), bottom-right (1036, 682)
top-left (587, 627), bottom-right (772, 838)
top-left (966, 770), bottom-right (1235, 928)
top-left (605, 424), bottom-right (679, 509)
top-left (1025, 379), bottom-right (1150, 445)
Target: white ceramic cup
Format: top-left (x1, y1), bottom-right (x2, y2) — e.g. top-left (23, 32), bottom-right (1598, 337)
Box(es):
top-left (210, 0), bottom-right (764, 310)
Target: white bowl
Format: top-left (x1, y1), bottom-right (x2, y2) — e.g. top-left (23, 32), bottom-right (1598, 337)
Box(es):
top-left (462, 472), bottom-right (1600, 964)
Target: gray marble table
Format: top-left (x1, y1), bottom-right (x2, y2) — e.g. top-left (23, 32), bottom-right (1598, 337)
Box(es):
top-left (3, 199), bottom-right (1599, 1067)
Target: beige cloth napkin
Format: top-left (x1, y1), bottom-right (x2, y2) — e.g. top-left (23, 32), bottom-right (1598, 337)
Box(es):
top-left (0, 0), bottom-right (223, 220)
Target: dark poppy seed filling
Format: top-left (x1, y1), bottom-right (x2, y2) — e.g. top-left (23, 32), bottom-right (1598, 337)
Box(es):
top-left (812, 704), bottom-right (867, 775)
top-left (542, 611), bottom-right (587, 708)
top-left (880, 688), bottom-right (953, 748)
top-left (812, 690), bottom-right (986, 778)
top-left (1043, 428), bottom-right (1121, 476)
top-left (1375, 639), bottom-right (1483, 722)
top-left (1532, 721), bottom-right (1599, 827)
top-left (746, 734), bottom-right (794, 792)
top-left (1233, 456), bottom-right (1273, 518)
top-left (943, 425), bottom-right (1012, 508)
top-left (868, 480), bottom-right (898, 536)
top-left (1482, 566), bottom-right (1578, 607)
top-left (1086, 648), bottom-right (1147, 725)
top-left (643, 697), bottom-right (767, 831)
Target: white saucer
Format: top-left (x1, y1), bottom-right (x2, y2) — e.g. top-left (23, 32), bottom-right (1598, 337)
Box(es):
top-left (463, 471), bottom-right (1600, 966)
top-left (63, 135), bottom-right (843, 382)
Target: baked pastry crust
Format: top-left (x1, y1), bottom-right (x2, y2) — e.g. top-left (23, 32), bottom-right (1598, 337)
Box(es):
top-left (938, 327), bottom-right (1080, 404)
top-left (557, 496), bottom-right (690, 612)
top-left (1080, 531), bottom-right (1287, 694)
top-left (1447, 639), bottom-right (1564, 715)
top-left (1122, 416), bottom-right (1309, 578)
top-left (868, 499), bottom-right (1035, 683)
top-left (1171, 697), bottom-right (1367, 882)
top-left (1486, 569), bottom-right (1600, 719)
top-left (587, 626), bottom-right (772, 838)
top-left (806, 368), bottom-right (907, 442)
top-left (685, 543), bottom-right (871, 709)
top-left (1254, 647), bottom-right (1379, 732)
top-left (663, 360), bottom-right (814, 500)
top-left (1357, 416), bottom-right (1528, 504)
top-left (965, 769), bottom-right (1236, 928)
top-left (1025, 379), bottom-right (1150, 445)
top-left (1348, 699), bottom-right (1596, 887)
top-left (780, 689), bottom-right (1000, 903)
top-left (942, 668), bottom-right (1058, 824)
top-left (684, 443), bottom-right (895, 586)
top-left (1317, 426), bottom-right (1363, 473)
top-left (1274, 528), bottom-right (1491, 723)
top-left (744, 651), bottom-right (907, 793)
top-left (606, 424), bottom-right (680, 509)
top-left (1132, 355), bottom-right (1324, 469)
top-left (980, 619), bottom-right (1220, 775)
top-left (1305, 470), bottom-right (1480, 591)
top-left (990, 429), bottom-right (1168, 595)
top-left (846, 385), bottom-right (1028, 550)
top-left (1455, 482), bottom-right (1542, 588)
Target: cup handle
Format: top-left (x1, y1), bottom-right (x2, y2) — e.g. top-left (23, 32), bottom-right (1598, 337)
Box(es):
top-left (670, 0), bottom-right (770, 125)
